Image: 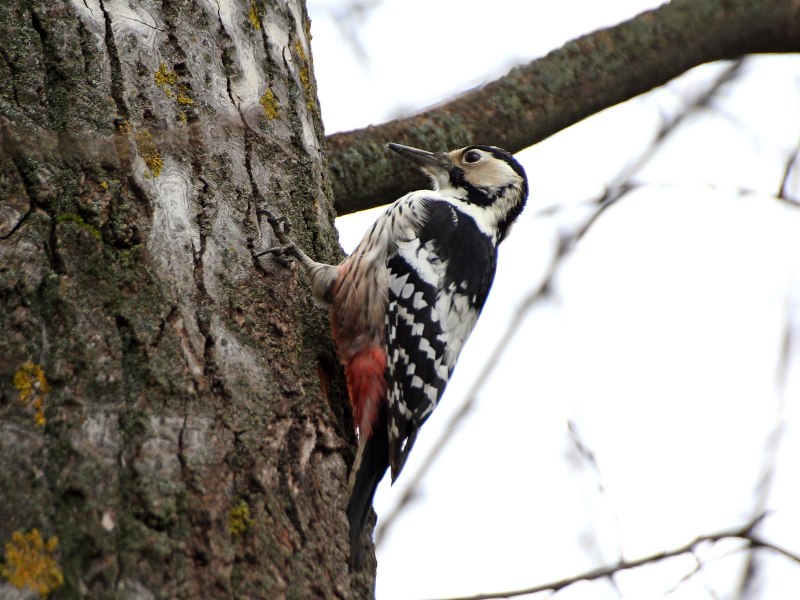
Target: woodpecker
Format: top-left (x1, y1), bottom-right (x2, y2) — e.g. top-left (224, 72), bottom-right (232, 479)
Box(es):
top-left (258, 143), bottom-right (528, 567)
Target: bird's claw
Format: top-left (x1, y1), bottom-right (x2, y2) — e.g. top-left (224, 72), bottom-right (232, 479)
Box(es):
top-left (256, 208), bottom-right (291, 244)
top-left (256, 208), bottom-right (296, 262)
top-left (254, 243), bottom-right (297, 260)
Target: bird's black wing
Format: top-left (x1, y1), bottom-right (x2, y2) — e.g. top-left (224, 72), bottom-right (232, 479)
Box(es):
top-left (385, 196), bottom-right (496, 479)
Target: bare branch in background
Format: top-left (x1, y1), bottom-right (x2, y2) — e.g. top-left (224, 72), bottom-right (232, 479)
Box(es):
top-left (327, 0), bottom-right (800, 215)
top-left (427, 514), bottom-right (800, 600)
top-left (600, 59), bottom-right (743, 204)
top-left (735, 300), bottom-right (798, 599)
top-left (665, 554), bottom-right (710, 598)
top-left (778, 133), bottom-right (800, 206)
top-left (566, 420), bottom-right (623, 575)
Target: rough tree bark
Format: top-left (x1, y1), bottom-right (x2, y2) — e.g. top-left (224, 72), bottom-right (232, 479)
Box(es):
top-left (0, 0), bottom-right (370, 598)
top-left (2, 0), bottom-right (799, 598)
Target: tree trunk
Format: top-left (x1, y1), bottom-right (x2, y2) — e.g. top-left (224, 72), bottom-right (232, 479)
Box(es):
top-left (0, 0), bottom-right (372, 598)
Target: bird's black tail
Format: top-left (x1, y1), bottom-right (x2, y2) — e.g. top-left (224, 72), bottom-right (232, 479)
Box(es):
top-left (346, 406), bottom-right (390, 569)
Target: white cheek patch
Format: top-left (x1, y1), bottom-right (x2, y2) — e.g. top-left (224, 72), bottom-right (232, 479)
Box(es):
top-left (469, 160), bottom-right (521, 189)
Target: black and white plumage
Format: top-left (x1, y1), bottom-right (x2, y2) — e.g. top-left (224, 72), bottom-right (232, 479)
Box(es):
top-left (379, 143), bottom-right (528, 481)
top-left (260, 142), bottom-right (528, 566)
top-left (384, 193), bottom-right (496, 475)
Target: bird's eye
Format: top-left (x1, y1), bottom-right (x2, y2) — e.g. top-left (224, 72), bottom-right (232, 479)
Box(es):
top-left (463, 150), bottom-right (482, 164)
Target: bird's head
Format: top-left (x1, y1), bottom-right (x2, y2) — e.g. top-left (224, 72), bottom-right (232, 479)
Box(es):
top-left (387, 142), bottom-right (528, 241)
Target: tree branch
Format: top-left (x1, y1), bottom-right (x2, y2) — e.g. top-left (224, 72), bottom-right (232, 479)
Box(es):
top-left (427, 515), bottom-right (800, 600)
top-left (326, 0), bottom-right (800, 215)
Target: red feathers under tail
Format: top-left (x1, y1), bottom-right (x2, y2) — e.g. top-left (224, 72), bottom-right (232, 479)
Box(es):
top-left (345, 346), bottom-right (386, 438)
top-left (343, 347), bottom-right (389, 568)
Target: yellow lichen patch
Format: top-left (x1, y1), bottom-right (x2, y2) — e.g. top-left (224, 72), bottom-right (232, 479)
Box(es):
top-left (142, 149), bottom-right (164, 177)
top-left (293, 39), bottom-right (314, 109)
top-left (154, 63), bottom-right (195, 122)
top-left (176, 88), bottom-right (194, 106)
top-left (154, 62), bottom-right (178, 91)
top-left (228, 501), bottom-right (253, 536)
top-left (259, 89), bottom-right (279, 119)
top-left (298, 64), bottom-right (310, 93)
top-left (294, 39), bottom-right (308, 85)
top-left (13, 362), bottom-right (50, 427)
top-left (100, 180), bottom-right (109, 190)
top-left (117, 119), bottom-right (133, 135)
top-left (248, 0), bottom-right (261, 30)
top-left (294, 39), bottom-right (307, 62)
top-left (176, 87), bottom-right (194, 122)
top-left (135, 131), bottom-right (164, 178)
top-left (0, 529), bottom-right (64, 597)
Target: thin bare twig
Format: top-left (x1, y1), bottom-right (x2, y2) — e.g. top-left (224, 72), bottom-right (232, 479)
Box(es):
top-left (601, 59), bottom-right (743, 205)
top-left (777, 131), bottom-right (800, 206)
top-left (566, 420), bottom-right (624, 574)
top-left (736, 295), bottom-right (798, 598)
top-left (665, 552), bottom-right (706, 597)
top-left (427, 515), bottom-right (800, 600)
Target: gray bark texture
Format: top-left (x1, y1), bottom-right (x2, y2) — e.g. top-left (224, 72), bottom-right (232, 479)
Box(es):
top-left (3, 0), bottom-right (798, 598)
top-left (0, 0), bottom-right (372, 598)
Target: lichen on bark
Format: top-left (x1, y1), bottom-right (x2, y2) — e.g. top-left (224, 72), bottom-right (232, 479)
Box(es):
top-left (0, 0), bottom-right (369, 598)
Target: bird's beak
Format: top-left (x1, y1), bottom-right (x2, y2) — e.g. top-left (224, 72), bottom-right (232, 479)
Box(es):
top-left (387, 143), bottom-right (452, 170)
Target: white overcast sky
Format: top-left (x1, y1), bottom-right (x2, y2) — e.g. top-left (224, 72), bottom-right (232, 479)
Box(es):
top-left (306, 2), bottom-right (800, 598)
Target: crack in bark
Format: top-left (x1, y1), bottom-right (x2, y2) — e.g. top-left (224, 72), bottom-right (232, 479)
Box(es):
top-left (279, 423), bottom-right (309, 545)
top-left (153, 304), bottom-right (179, 348)
top-left (187, 177), bottom-right (222, 397)
top-left (126, 173), bottom-right (151, 210)
top-left (0, 207), bottom-right (33, 240)
top-left (0, 46), bottom-right (23, 109)
top-left (28, 9), bottom-right (49, 105)
top-left (213, 0), bottom-right (237, 111)
top-left (257, 0), bottom-right (278, 82)
top-left (47, 211), bottom-right (65, 274)
top-left (112, 313), bottom-right (148, 594)
top-left (176, 408), bottom-right (190, 512)
top-left (75, 17), bottom-right (94, 79)
top-left (98, 0), bottom-right (130, 120)
top-left (0, 125), bottom-right (36, 240)
top-left (211, 1), bottom-right (276, 263)
top-left (283, 37), bottom-right (310, 156)
top-left (121, 14), bottom-right (166, 32)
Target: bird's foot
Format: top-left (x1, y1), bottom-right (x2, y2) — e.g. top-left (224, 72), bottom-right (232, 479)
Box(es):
top-left (254, 242), bottom-right (297, 260)
top-left (255, 209), bottom-right (296, 261)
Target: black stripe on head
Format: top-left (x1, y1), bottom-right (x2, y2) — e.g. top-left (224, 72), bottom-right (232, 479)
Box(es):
top-left (446, 166), bottom-right (494, 206)
top-left (447, 146), bottom-right (529, 203)
top-left (467, 146), bottom-right (529, 241)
